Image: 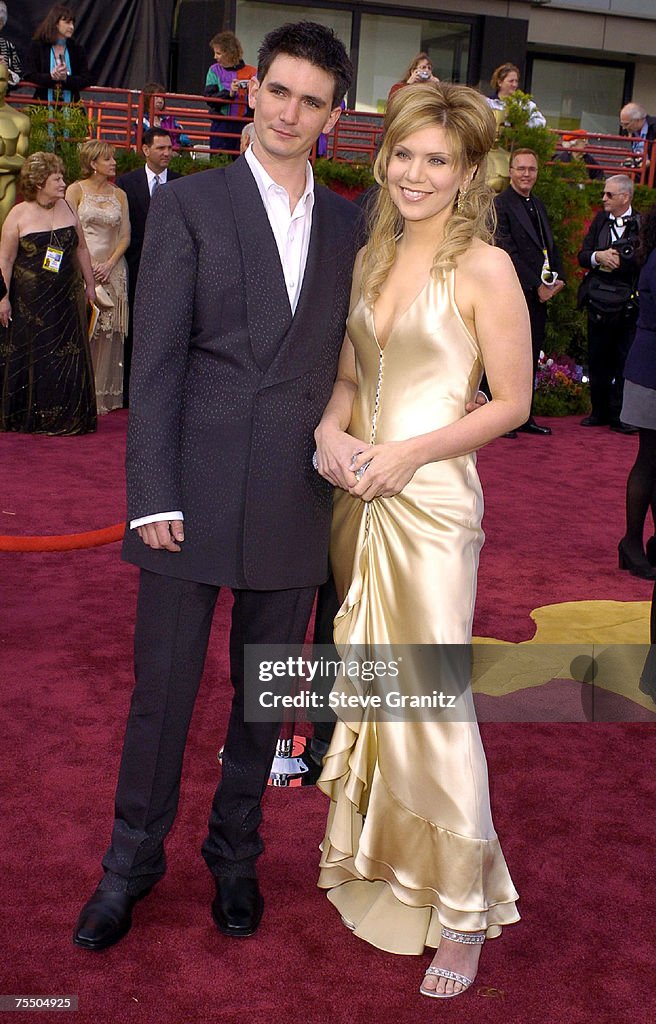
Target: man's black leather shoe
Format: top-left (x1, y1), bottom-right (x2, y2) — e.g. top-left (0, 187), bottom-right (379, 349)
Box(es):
top-left (518, 419), bottom-right (552, 436)
top-left (580, 415), bottom-right (608, 427)
top-left (73, 888), bottom-right (150, 952)
top-left (212, 876), bottom-right (263, 937)
top-left (610, 421), bottom-right (638, 435)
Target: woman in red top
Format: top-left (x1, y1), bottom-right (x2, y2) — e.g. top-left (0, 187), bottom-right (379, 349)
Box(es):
top-left (387, 53), bottom-right (439, 102)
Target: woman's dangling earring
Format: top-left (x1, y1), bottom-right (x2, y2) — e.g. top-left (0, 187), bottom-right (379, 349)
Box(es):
top-left (457, 188), bottom-right (467, 214)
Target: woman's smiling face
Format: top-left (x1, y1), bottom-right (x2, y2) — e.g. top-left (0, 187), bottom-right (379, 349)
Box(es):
top-left (386, 125), bottom-right (468, 229)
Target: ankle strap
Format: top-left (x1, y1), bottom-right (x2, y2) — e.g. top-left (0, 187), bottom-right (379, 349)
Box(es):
top-left (441, 927), bottom-right (485, 945)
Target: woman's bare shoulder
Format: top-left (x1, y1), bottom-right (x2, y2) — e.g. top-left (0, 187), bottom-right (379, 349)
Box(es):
top-left (458, 238), bottom-right (516, 283)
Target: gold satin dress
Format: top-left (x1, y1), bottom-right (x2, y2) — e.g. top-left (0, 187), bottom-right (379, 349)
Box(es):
top-left (317, 270), bottom-right (520, 955)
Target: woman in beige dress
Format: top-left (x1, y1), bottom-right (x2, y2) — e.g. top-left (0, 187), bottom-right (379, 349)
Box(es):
top-left (314, 83), bottom-right (532, 999)
top-left (66, 140), bottom-right (129, 414)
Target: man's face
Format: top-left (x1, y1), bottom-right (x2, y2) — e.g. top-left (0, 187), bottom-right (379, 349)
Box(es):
top-left (509, 154), bottom-right (538, 197)
top-left (143, 135), bottom-right (173, 173)
top-left (620, 112), bottom-right (645, 135)
top-left (248, 54), bottom-right (342, 166)
top-left (602, 181), bottom-right (631, 217)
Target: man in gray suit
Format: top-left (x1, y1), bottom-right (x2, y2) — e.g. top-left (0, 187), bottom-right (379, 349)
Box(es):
top-left (74, 22), bottom-right (358, 951)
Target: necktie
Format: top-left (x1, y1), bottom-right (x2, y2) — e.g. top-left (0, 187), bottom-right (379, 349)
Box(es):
top-left (151, 174), bottom-right (160, 196)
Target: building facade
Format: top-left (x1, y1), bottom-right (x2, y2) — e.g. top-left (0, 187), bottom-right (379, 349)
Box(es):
top-left (174, 1), bottom-right (656, 131)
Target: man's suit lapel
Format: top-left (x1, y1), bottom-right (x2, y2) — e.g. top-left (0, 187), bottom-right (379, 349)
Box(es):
top-left (137, 168), bottom-right (150, 213)
top-left (262, 185), bottom-right (339, 387)
top-left (508, 187), bottom-right (542, 250)
top-left (597, 212), bottom-right (613, 250)
top-left (226, 158), bottom-right (292, 371)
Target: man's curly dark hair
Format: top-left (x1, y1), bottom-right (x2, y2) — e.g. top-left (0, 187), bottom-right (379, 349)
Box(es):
top-left (257, 21), bottom-right (352, 108)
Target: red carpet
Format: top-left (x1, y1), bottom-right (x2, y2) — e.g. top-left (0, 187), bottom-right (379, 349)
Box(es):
top-left (2, 412), bottom-right (654, 1024)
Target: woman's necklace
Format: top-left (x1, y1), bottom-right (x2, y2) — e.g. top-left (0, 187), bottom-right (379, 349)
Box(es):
top-left (36, 199), bottom-right (57, 210)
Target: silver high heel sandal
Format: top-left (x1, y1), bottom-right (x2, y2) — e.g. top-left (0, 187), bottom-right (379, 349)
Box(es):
top-left (419, 927), bottom-right (485, 999)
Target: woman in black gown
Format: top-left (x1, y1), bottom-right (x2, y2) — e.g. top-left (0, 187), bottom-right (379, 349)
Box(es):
top-left (0, 151), bottom-right (97, 434)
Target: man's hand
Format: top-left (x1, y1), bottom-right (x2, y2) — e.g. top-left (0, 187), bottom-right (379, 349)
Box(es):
top-left (537, 279), bottom-right (565, 303)
top-left (465, 390), bottom-right (489, 414)
top-left (137, 520), bottom-right (185, 552)
top-left (594, 248), bottom-right (621, 271)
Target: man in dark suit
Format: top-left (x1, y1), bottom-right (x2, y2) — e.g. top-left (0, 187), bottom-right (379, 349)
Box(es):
top-left (115, 128), bottom-right (180, 405)
top-left (494, 148), bottom-right (564, 437)
top-left (577, 174), bottom-right (640, 433)
top-left (73, 21), bottom-right (358, 953)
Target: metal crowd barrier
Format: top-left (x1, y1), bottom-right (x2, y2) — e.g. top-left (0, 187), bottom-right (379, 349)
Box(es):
top-left (7, 84), bottom-right (656, 183)
top-left (7, 83), bottom-right (253, 157)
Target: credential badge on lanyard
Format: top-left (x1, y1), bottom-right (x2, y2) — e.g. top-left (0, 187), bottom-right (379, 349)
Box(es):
top-left (43, 245), bottom-right (64, 273)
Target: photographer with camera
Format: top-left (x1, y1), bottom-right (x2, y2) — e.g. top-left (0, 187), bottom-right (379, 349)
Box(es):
top-left (578, 175), bottom-right (641, 434)
top-left (387, 53), bottom-right (439, 102)
top-left (204, 31), bottom-right (256, 154)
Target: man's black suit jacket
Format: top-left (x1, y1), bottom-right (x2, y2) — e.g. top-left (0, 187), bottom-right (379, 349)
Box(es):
top-left (121, 157), bottom-right (359, 591)
top-left (115, 167), bottom-right (181, 296)
top-left (578, 209), bottom-right (640, 286)
top-left (494, 185), bottom-right (563, 295)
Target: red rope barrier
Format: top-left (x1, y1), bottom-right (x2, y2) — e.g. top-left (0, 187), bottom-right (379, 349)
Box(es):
top-left (0, 523), bottom-right (125, 552)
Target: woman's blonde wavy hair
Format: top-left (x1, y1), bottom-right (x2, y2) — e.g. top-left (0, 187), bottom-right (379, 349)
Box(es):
top-left (78, 140), bottom-right (115, 179)
top-left (362, 82), bottom-right (497, 304)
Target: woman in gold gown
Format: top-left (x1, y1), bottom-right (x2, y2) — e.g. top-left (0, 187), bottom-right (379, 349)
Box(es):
top-left (66, 141), bottom-right (129, 414)
top-left (314, 83), bottom-right (532, 999)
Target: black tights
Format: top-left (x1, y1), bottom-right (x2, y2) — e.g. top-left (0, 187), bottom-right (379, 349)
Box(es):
top-left (624, 428), bottom-right (656, 553)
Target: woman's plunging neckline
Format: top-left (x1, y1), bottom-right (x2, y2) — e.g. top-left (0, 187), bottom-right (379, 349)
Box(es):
top-left (371, 276), bottom-right (431, 352)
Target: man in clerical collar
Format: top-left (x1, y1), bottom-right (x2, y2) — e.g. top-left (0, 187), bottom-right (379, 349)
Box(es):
top-left (494, 148), bottom-right (564, 437)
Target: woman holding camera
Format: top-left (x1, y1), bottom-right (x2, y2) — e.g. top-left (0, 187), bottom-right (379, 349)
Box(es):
top-left (204, 31), bottom-right (255, 153)
top-left (25, 4), bottom-right (93, 104)
top-left (387, 53), bottom-right (439, 102)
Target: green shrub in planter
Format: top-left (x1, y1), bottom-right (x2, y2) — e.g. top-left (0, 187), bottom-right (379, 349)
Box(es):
top-left (26, 102), bottom-right (92, 183)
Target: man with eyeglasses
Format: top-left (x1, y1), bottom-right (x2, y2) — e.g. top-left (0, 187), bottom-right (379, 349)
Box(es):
top-left (578, 175), bottom-right (640, 433)
top-left (494, 148), bottom-right (564, 437)
top-left (619, 103), bottom-right (656, 161)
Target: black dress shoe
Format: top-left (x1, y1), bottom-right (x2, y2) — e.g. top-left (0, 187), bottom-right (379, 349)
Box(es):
top-left (73, 887), bottom-right (150, 952)
top-left (212, 876), bottom-right (263, 937)
top-left (502, 430), bottom-right (517, 439)
top-left (580, 415), bottom-right (609, 427)
top-left (618, 539), bottom-right (656, 580)
top-left (610, 421), bottom-right (638, 435)
top-left (518, 419), bottom-right (552, 436)
top-left (646, 536), bottom-right (656, 567)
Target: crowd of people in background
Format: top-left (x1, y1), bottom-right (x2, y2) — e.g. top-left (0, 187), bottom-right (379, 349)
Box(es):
top-left (1, 0), bottom-right (656, 564)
